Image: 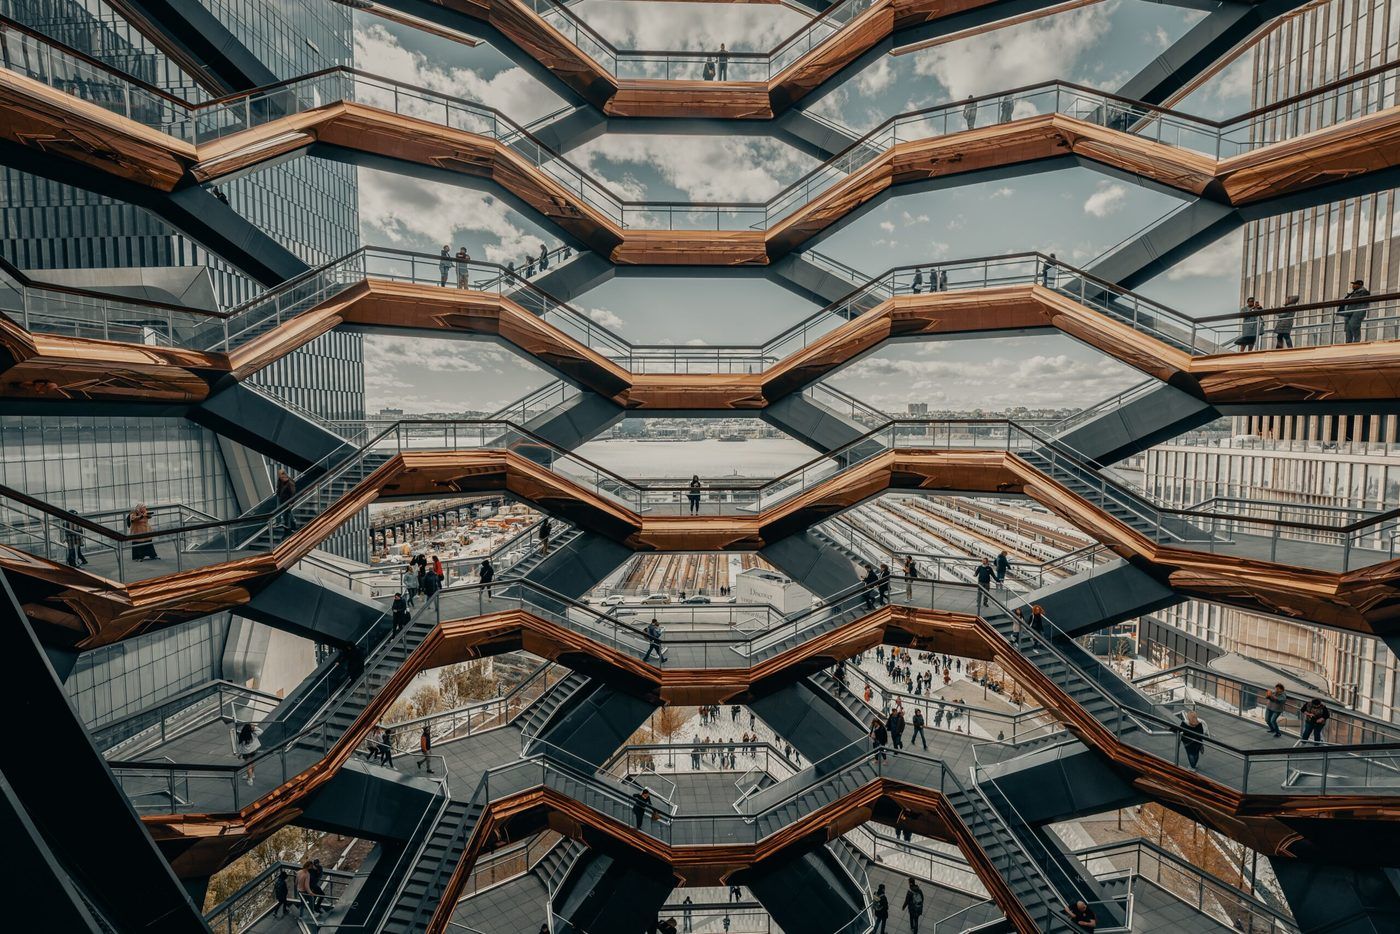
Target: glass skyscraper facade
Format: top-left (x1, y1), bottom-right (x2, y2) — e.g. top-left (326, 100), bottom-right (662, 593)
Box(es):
top-left (0, 0), bottom-right (364, 513)
top-left (1143, 0), bottom-right (1400, 720)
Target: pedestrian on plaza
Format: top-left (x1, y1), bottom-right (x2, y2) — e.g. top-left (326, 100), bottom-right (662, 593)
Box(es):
top-left (904, 555), bottom-right (918, 598)
top-left (871, 883), bottom-right (890, 934)
top-left (903, 879), bottom-right (925, 934)
top-left (438, 245), bottom-right (452, 287)
top-left (936, 267), bottom-right (948, 292)
top-left (911, 268), bottom-right (924, 294)
top-left (688, 475), bottom-right (702, 514)
top-left (1339, 279), bottom-right (1371, 343)
top-left (703, 56), bottom-right (716, 80)
top-left (1301, 697), bottom-right (1331, 744)
top-left (479, 556), bottom-right (495, 599)
top-left (432, 553), bottom-right (445, 587)
top-left (525, 253), bottom-right (536, 276)
top-left (62, 519), bottom-right (88, 567)
top-left (732, 704), bottom-right (740, 723)
top-left (644, 616), bottom-right (669, 664)
top-left (391, 592), bottom-right (409, 633)
top-left (455, 247), bottom-right (470, 288)
top-left (878, 562), bottom-right (891, 605)
top-left (911, 707), bottom-right (927, 750)
top-left (1274, 295), bottom-right (1299, 349)
top-left (1263, 683), bottom-right (1288, 738)
top-left (1178, 709), bottom-right (1207, 770)
top-left (538, 243), bottom-right (549, 272)
top-left (729, 884), bottom-right (742, 903)
top-left (379, 726), bottom-right (394, 766)
top-left (236, 722), bottom-right (261, 785)
top-left (682, 895), bottom-right (694, 932)
top-left (871, 716), bottom-right (888, 762)
top-left (401, 564), bottom-right (418, 607)
top-left (717, 44), bottom-right (730, 80)
top-left (962, 96), bottom-right (977, 130)
top-left (974, 557), bottom-right (994, 608)
top-left (1233, 298), bottom-right (1260, 350)
top-left (999, 95), bottom-right (1014, 123)
top-left (417, 724), bottom-right (434, 773)
top-left (538, 516), bottom-right (552, 555)
top-left (1041, 252), bottom-right (1057, 288)
top-left (1065, 899), bottom-right (1098, 930)
top-left (993, 550), bottom-right (1009, 587)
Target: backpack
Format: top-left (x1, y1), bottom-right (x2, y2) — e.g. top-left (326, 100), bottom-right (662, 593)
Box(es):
top-left (909, 889), bottom-right (923, 911)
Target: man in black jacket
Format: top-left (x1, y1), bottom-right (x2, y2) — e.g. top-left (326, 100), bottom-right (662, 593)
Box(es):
top-left (1339, 279), bottom-right (1371, 343)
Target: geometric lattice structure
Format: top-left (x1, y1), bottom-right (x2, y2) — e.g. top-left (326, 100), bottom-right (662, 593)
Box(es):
top-left (3, 0), bottom-right (1400, 932)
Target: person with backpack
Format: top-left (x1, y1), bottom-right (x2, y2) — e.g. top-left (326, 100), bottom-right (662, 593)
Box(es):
top-left (903, 879), bottom-right (925, 933)
top-left (643, 617), bottom-right (668, 664)
top-left (871, 883), bottom-right (890, 934)
top-left (391, 592), bottom-right (409, 633)
top-left (993, 550), bottom-right (1010, 587)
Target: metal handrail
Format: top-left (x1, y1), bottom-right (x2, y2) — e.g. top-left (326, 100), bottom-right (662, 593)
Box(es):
top-left (11, 18), bottom-right (1400, 224)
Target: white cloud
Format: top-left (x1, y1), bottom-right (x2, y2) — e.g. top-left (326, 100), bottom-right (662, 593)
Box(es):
top-left (566, 1), bottom-right (806, 55)
top-left (910, 5), bottom-right (1116, 98)
top-left (857, 58), bottom-right (895, 96)
top-left (354, 24), bottom-right (561, 121)
top-left (990, 187), bottom-right (1015, 199)
top-left (1083, 183), bottom-right (1127, 218)
top-left (901, 211), bottom-right (930, 226)
top-left (571, 135), bottom-right (813, 202)
top-left (1165, 228), bottom-right (1245, 281)
top-left (879, 221), bottom-right (896, 233)
top-left (586, 307), bottom-right (626, 330)
top-left (357, 170), bottom-right (543, 264)
top-left (833, 345), bottom-right (1140, 411)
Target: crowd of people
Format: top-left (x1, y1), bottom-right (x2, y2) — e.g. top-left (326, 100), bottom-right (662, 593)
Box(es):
top-left (270, 858), bottom-right (330, 921)
top-left (1232, 280), bottom-right (1373, 350)
top-left (395, 552), bottom-right (445, 613)
top-left (436, 242), bottom-right (571, 289)
top-left (699, 44), bottom-right (730, 81)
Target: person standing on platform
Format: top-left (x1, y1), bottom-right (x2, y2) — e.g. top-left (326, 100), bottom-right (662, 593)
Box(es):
top-left (1339, 279), bottom-right (1371, 343)
top-left (974, 558), bottom-right (994, 609)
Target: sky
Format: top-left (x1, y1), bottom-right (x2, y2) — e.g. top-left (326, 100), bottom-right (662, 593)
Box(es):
top-left (339, 1), bottom-right (1266, 417)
